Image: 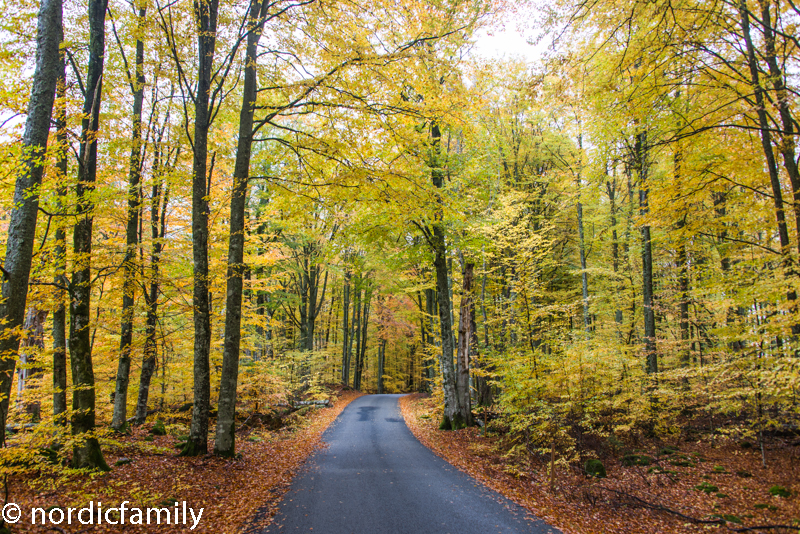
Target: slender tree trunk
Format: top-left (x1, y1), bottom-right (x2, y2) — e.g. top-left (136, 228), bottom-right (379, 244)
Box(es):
top-left (351, 281), bottom-right (362, 390)
top-left (377, 338), bottom-right (386, 394)
top-left (636, 133), bottom-right (657, 374)
top-left (677, 218), bottom-right (690, 366)
top-left (18, 307), bottom-right (48, 421)
top-left (427, 123), bottom-right (462, 428)
top-left (70, 0), bottom-right (110, 470)
top-left (341, 269), bottom-right (351, 386)
top-left (183, 0), bottom-right (219, 457)
top-left (215, 0), bottom-right (269, 456)
top-left (738, 1), bottom-right (798, 319)
top-left (576, 136), bottom-right (590, 333)
top-left (53, 53), bottom-right (68, 424)
top-left (134, 152), bottom-right (170, 425)
top-left (759, 1), bottom-right (800, 253)
top-left (0, 0), bottom-right (62, 446)
top-left (112, 6), bottom-right (146, 430)
top-left (356, 282), bottom-right (371, 390)
top-left (455, 263), bottom-right (474, 426)
top-left (424, 287), bottom-right (437, 389)
top-left (474, 261), bottom-right (492, 406)
top-left (673, 146), bottom-right (691, 366)
top-left (606, 171), bottom-right (623, 329)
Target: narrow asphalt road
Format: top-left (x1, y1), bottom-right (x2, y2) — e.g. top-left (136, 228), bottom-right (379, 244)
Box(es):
top-left (261, 394), bottom-right (560, 534)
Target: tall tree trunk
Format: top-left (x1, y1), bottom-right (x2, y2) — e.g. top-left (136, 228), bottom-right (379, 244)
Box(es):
top-left (53, 52), bottom-right (68, 424)
top-left (738, 0), bottom-right (798, 321)
top-left (424, 287), bottom-right (437, 389)
top-left (112, 5), bottom-right (147, 430)
top-left (673, 146), bottom-right (691, 366)
top-left (134, 147), bottom-right (171, 425)
top-left (377, 338), bottom-right (386, 394)
top-left (676, 217), bottom-right (690, 366)
top-left (70, 0), bottom-right (109, 470)
top-left (636, 132), bottom-right (657, 375)
top-left (428, 122), bottom-right (462, 428)
top-left (356, 281), bottom-right (371, 390)
top-left (576, 136), bottom-right (590, 333)
top-left (606, 170), bottom-right (623, 329)
top-left (215, 0), bottom-right (269, 457)
top-left (351, 281), bottom-right (362, 390)
top-left (341, 268), bottom-right (351, 386)
top-left (474, 261), bottom-right (492, 406)
top-left (759, 1), bottom-right (800, 253)
top-left (713, 191), bottom-right (745, 351)
top-left (0, 0), bottom-right (62, 446)
top-left (455, 263), bottom-right (474, 426)
top-left (183, 0), bottom-right (220, 457)
top-left (18, 307), bottom-right (48, 421)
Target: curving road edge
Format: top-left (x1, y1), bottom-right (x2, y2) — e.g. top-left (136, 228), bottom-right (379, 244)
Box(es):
top-left (260, 394), bottom-right (561, 534)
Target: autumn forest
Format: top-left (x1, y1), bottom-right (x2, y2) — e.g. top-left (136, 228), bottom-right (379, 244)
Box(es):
top-left (0, 0), bottom-right (799, 531)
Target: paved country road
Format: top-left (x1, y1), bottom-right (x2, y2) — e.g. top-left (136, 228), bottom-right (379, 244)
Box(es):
top-left (261, 394), bottom-right (561, 534)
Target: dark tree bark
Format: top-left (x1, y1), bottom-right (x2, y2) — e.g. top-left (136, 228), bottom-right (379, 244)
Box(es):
top-left (377, 338), bottom-right (386, 394)
top-left (112, 5), bottom-right (147, 431)
top-left (673, 147), bottom-right (691, 366)
top-left (70, 0), bottom-right (110, 470)
top-left (474, 263), bottom-right (492, 406)
top-left (0, 0), bottom-right (62, 446)
top-left (425, 122), bottom-right (464, 428)
top-left (215, 0), bottom-right (270, 457)
top-left (576, 136), bottom-right (590, 333)
top-left (341, 268), bottom-right (351, 386)
top-left (455, 263), bottom-right (474, 426)
top-left (354, 281), bottom-right (371, 390)
top-left (425, 286), bottom-right (437, 389)
top-left (134, 142), bottom-right (172, 425)
top-left (182, 0), bottom-right (220, 457)
top-left (738, 0), bottom-right (797, 315)
top-left (351, 281), bottom-right (362, 390)
top-left (636, 132), bottom-right (657, 375)
top-left (758, 1), bottom-right (800, 254)
top-left (53, 52), bottom-right (68, 424)
top-left (604, 166), bottom-right (624, 334)
top-left (713, 191), bottom-right (745, 352)
top-left (18, 307), bottom-right (48, 421)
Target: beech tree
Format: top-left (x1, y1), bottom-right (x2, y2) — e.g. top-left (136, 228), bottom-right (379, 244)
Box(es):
top-left (0, 0), bottom-right (62, 445)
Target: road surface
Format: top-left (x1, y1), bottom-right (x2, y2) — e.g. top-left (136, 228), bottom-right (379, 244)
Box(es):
top-left (261, 394), bottom-right (560, 534)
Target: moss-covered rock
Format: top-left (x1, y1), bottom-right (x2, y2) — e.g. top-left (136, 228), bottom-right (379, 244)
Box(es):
top-left (769, 485), bottom-right (791, 498)
top-left (695, 482), bottom-right (718, 494)
top-left (150, 420), bottom-right (166, 436)
top-left (585, 459), bottom-right (606, 478)
top-left (622, 454), bottom-right (653, 466)
top-left (754, 503), bottom-right (778, 511)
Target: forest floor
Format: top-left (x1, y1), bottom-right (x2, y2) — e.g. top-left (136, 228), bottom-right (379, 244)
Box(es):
top-left (7, 389), bottom-right (362, 533)
top-left (400, 393), bottom-right (800, 534)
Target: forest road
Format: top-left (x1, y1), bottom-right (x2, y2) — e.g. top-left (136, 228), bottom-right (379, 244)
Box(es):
top-left (260, 394), bottom-right (560, 534)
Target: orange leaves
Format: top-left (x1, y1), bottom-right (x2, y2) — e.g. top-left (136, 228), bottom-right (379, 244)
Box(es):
top-left (400, 394), bottom-right (800, 534)
top-left (9, 391), bottom-right (362, 533)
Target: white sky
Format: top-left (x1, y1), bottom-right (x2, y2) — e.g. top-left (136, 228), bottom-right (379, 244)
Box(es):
top-left (469, 7), bottom-right (551, 62)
